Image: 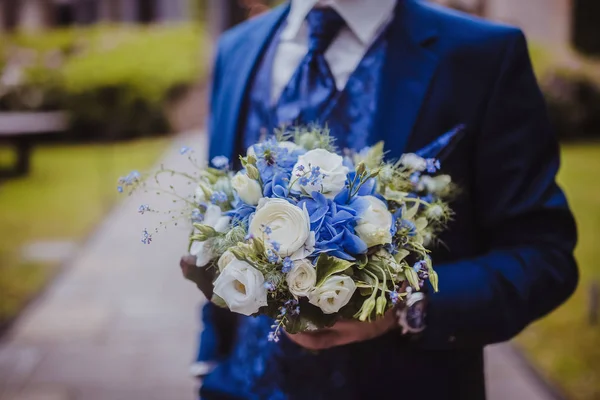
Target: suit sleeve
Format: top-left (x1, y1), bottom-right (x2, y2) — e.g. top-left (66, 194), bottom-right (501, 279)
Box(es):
top-left (420, 30), bottom-right (578, 349)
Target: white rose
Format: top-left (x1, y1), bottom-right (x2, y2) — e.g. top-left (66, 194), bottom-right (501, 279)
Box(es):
top-left (213, 259), bottom-right (268, 316)
top-left (190, 205), bottom-right (231, 267)
top-left (231, 172), bottom-right (262, 206)
top-left (217, 250), bottom-right (236, 272)
top-left (420, 175), bottom-right (451, 195)
top-left (291, 149), bottom-right (349, 199)
top-left (400, 153), bottom-right (427, 171)
top-left (354, 196), bottom-right (393, 247)
top-left (286, 259), bottom-right (317, 298)
top-left (308, 275), bottom-right (356, 314)
top-left (249, 198), bottom-right (310, 256)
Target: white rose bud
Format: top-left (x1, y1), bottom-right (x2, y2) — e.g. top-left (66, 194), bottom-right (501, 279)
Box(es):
top-left (354, 196), bottom-right (393, 248)
top-left (217, 250), bottom-right (236, 272)
top-left (190, 205), bottom-right (231, 267)
top-left (286, 259), bottom-right (317, 298)
top-left (249, 198), bottom-right (310, 256)
top-left (400, 153), bottom-right (427, 171)
top-left (309, 275), bottom-right (356, 314)
top-left (291, 149), bottom-right (349, 199)
top-left (213, 258), bottom-right (268, 316)
top-left (231, 171), bottom-right (262, 206)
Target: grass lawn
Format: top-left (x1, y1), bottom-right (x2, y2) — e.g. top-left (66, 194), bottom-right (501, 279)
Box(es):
top-left (518, 143), bottom-right (600, 400)
top-left (0, 138), bottom-right (167, 326)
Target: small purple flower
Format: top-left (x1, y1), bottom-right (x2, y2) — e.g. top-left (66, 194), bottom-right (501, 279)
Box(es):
top-left (211, 155), bottom-right (229, 169)
top-left (138, 204), bottom-right (150, 215)
top-left (299, 176), bottom-right (309, 186)
top-left (267, 250), bottom-right (279, 264)
top-left (262, 225), bottom-right (272, 236)
top-left (296, 165), bottom-right (305, 172)
top-left (141, 229), bottom-right (153, 245)
top-left (292, 306), bottom-right (300, 315)
top-left (179, 146), bottom-right (191, 155)
top-left (414, 260), bottom-right (427, 272)
top-left (390, 291), bottom-right (400, 305)
top-left (117, 185), bottom-right (123, 193)
top-left (191, 209), bottom-right (203, 223)
top-left (282, 257), bottom-right (293, 273)
top-left (271, 241), bottom-right (281, 252)
top-left (264, 281), bottom-right (276, 291)
top-left (426, 158), bottom-right (441, 173)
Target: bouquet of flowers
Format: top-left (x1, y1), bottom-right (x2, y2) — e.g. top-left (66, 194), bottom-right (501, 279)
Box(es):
top-left (121, 126), bottom-right (456, 340)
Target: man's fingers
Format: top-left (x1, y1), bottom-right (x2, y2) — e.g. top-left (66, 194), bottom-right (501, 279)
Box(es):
top-left (179, 255), bottom-right (215, 299)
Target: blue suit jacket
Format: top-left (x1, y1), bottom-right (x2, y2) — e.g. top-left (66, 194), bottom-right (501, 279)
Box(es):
top-left (202, 1), bottom-right (578, 398)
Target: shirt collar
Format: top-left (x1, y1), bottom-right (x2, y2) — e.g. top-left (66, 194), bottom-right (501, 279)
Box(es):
top-left (282, 0), bottom-right (397, 44)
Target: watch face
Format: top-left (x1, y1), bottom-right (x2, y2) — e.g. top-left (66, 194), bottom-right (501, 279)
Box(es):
top-left (406, 300), bottom-right (427, 329)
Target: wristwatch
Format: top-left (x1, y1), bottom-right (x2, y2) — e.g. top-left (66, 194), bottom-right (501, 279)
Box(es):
top-left (396, 291), bottom-right (428, 334)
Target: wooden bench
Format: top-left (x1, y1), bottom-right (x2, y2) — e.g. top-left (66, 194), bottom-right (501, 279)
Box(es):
top-left (0, 111), bottom-right (68, 178)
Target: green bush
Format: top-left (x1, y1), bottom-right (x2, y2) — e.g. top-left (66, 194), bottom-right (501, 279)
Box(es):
top-left (529, 44), bottom-right (600, 141)
top-left (1, 23), bottom-right (206, 140)
top-left (540, 70), bottom-right (600, 141)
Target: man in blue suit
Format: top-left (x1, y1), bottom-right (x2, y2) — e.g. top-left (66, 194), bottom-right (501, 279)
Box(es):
top-left (182, 0), bottom-right (578, 398)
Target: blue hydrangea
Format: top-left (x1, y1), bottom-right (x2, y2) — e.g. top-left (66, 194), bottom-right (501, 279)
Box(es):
top-left (298, 191), bottom-right (367, 261)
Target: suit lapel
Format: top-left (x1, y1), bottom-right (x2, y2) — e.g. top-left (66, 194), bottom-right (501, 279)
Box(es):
top-left (217, 5), bottom-right (289, 160)
top-left (373, 0), bottom-right (441, 160)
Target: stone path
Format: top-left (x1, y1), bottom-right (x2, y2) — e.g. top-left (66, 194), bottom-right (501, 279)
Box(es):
top-left (0, 131), bottom-right (206, 400)
top-left (0, 130), bottom-right (558, 400)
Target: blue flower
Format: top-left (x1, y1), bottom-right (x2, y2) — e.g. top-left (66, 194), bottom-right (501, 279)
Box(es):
top-left (117, 185), bottom-right (123, 193)
top-left (414, 260), bottom-right (427, 272)
top-left (264, 281), bottom-right (276, 291)
top-left (267, 250), bottom-right (279, 263)
top-left (298, 192), bottom-right (367, 261)
top-left (389, 291), bottom-right (400, 305)
top-left (179, 146), bottom-right (191, 155)
top-left (210, 191), bottom-right (228, 205)
top-left (141, 229), bottom-right (152, 245)
top-left (252, 138), bottom-right (302, 186)
top-left (138, 204), bottom-right (150, 215)
top-left (191, 209), bottom-right (203, 223)
top-left (226, 202), bottom-right (255, 228)
top-left (271, 241), bottom-right (281, 252)
top-left (211, 155), bottom-right (229, 169)
top-left (282, 257), bottom-right (293, 273)
top-left (426, 158), bottom-right (441, 173)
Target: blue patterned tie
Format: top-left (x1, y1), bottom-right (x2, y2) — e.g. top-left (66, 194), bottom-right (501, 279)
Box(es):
top-left (277, 7), bottom-right (346, 125)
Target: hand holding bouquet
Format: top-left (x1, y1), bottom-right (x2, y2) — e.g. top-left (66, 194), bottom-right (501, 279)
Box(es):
top-left (122, 126), bottom-right (456, 341)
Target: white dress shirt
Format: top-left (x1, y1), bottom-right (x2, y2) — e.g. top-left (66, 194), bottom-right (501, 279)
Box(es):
top-left (271, 0), bottom-right (397, 102)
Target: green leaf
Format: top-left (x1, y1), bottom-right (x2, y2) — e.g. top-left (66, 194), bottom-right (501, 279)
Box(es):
top-left (429, 270), bottom-right (439, 292)
top-left (315, 254), bottom-right (353, 287)
top-left (211, 294), bottom-right (228, 309)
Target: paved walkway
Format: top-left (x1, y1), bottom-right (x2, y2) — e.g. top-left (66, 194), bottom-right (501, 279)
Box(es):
top-left (0, 130), bottom-right (557, 400)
